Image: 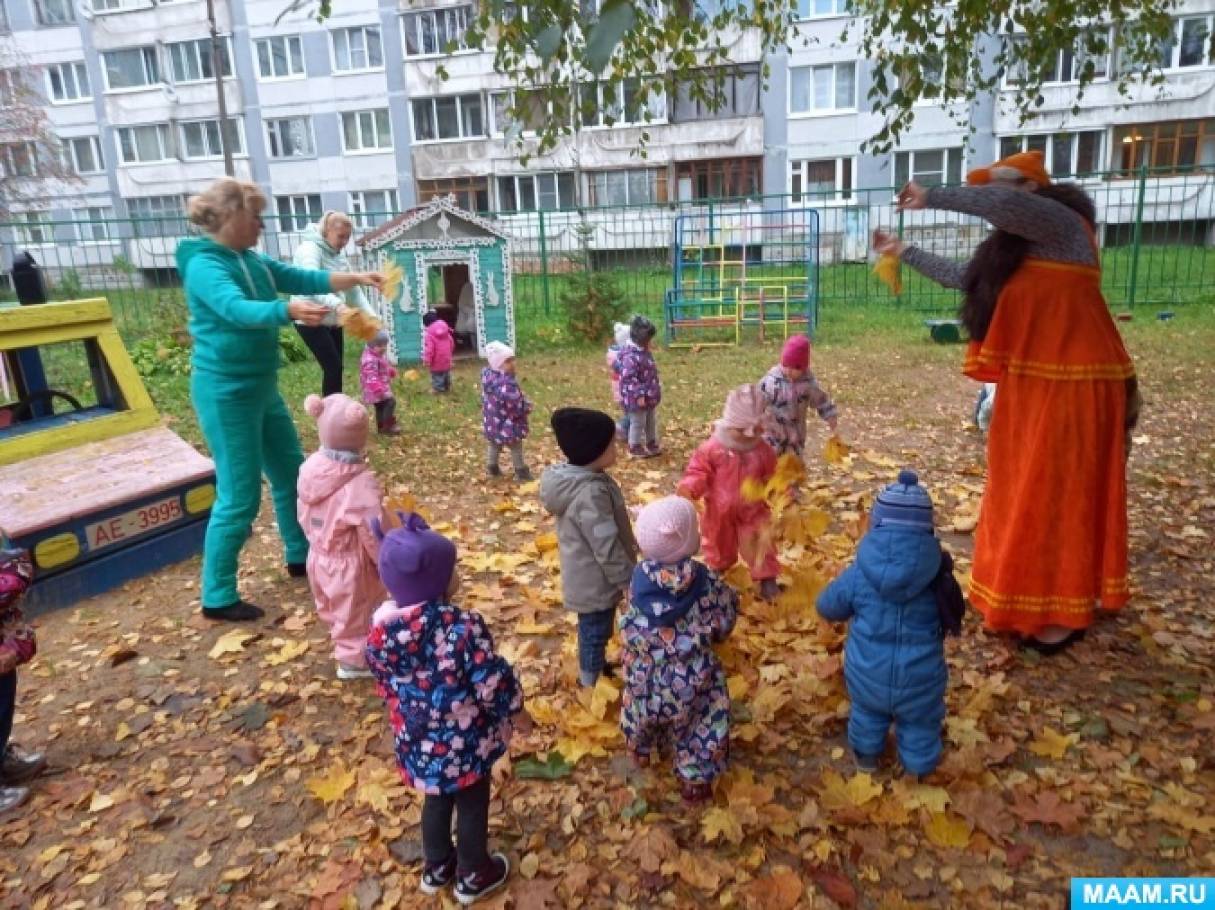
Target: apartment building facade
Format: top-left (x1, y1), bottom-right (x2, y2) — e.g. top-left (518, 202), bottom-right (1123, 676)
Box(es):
top-left (1, 0), bottom-right (1213, 270)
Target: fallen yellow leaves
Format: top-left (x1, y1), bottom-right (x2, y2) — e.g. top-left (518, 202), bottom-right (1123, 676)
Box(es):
top-left (208, 629), bottom-right (258, 660)
top-left (306, 763), bottom-right (355, 805)
top-left (1029, 726), bottom-right (1079, 760)
top-left (265, 639), bottom-right (309, 666)
top-left (701, 806), bottom-right (745, 845)
top-left (923, 811), bottom-right (973, 848)
top-left (824, 435), bottom-right (851, 465)
top-left (818, 769), bottom-right (884, 812)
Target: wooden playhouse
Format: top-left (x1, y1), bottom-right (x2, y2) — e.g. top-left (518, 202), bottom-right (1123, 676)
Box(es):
top-left (358, 195), bottom-right (516, 364)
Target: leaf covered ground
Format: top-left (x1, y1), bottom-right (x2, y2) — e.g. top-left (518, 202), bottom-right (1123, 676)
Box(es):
top-left (2, 310), bottom-right (1213, 909)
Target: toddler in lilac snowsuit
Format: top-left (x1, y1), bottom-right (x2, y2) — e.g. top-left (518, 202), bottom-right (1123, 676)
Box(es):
top-left (617, 315), bottom-right (662, 458)
top-left (620, 496), bottom-right (738, 802)
top-left (480, 341), bottom-right (532, 482)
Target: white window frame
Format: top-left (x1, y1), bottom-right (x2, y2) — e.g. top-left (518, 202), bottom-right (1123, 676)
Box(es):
top-left (275, 194), bottom-right (322, 232)
top-left (496, 172), bottom-right (577, 213)
top-left (1005, 31), bottom-right (1112, 88)
top-left (34, 0), bottom-right (76, 27)
top-left (411, 94), bottom-right (485, 143)
top-left (894, 147), bottom-right (964, 187)
top-left (116, 123), bottom-right (173, 165)
top-left (166, 37), bottom-right (233, 85)
top-left (46, 61), bottom-right (91, 104)
top-left (255, 35), bottom-right (306, 81)
top-left (331, 25), bottom-right (384, 74)
top-left (401, 4), bottom-right (474, 58)
top-left (1160, 14), bottom-right (1215, 71)
top-left (178, 118), bottom-right (245, 161)
top-left (102, 46), bottom-right (161, 92)
top-left (788, 156), bottom-right (854, 202)
top-left (348, 190), bottom-right (399, 229)
top-left (795, 0), bottom-right (850, 20)
top-left (66, 135), bottom-right (105, 174)
top-left (1, 142), bottom-right (39, 179)
top-left (587, 168), bottom-right (666, 206)
top-left (12, 211), bottom-right (53, 245)
top-left (74, 206), bottom-right (114, 243)
top-left (265, 116), bottom-right (316, 159)
top-left (489, 89), bottom-right (547, 138)
top-left (91, 0), bottom-right (154, 13)
top-left (340, 108), bottom-right (394, 153)
top-left (581, 79), bottom-right (666, 129)
top-left (788, 61), bottom-right (857, 116)
top-left (125, 195), bottom-right (186, 230)
top-left (999, 131), bottom-right (1105, 178)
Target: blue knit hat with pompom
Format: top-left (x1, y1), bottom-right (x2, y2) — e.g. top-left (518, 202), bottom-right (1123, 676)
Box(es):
top-left (870, 470), bottom-right (935, 533)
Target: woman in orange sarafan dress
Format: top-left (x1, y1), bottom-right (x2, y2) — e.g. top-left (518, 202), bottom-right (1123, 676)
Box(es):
top-left (874, 151), bottom-right (1139, 654)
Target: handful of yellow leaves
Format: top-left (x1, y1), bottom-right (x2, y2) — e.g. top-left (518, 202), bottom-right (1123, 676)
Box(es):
top-left (380, 260), bottom-right (404, 306)
top-left (339, 307), bottom-right (383, 342)
top-left (873, 252), bottom-right (902, 296)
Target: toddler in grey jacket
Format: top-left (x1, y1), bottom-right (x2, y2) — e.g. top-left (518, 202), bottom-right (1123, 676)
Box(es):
top-left (540, 408), bottom-right (639, 687)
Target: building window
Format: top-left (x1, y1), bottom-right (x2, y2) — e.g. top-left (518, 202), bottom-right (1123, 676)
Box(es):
top-left (1151, 15), bottom-right (1215, 70)
top-left (47, 61), bottom-right (91, 102)
top-left (35, 0), bottom-right (75, 26)
top-left (341, 109), bottom-right (393, 151)
top-left (275, 194), bottom-right (322, 232)
top-left (75, 206), bottom-right (114, 242)
top-left (116, 124), bottom-right (173, 164)
top-left (999, 132), bottom-right (1103, 178)
top-left (402, 5), bottom-right (472, 56)
top-left (796, 0), bottom-right (849, 17)
top-left (789, 157), bottom-right (853, 201)
top-left (789, 62), bottom-right (856, 114)
top-left (265, 117), bottom-right (315, 159)
top-left (0, 70), bottom-right (17, 106)
top-left (490, 89), bottom-right (548, 136)
top-left (580, 79), bottom-right (664, 127)
top-left (332, 26), bottom-right (383, 72)
top-left (67, 136), bottom-right (104, 174)
top-left (1114, 119), bottom-right (1215, 176)
top-left (675, 157), bottom-right (763, 200)
top-left (412, 94), bottom-right (484, 142)
top-left (92, 0), bottom-right (150, 11)
top-left (1006, 33), bottom-right (1109, 86)
top-left (12, 212), bottom-right (52, 245)
top-left (349, 190), bottom-right (398, 228)
top-left (416, 177), bottom-right (490, 212)
top-left (587, 168), bottom-right (668, 205)
top-left (179, 119), bottom-right (244, 160)
top-left (126, 195), bottom-right (186, 232)
top-left (1, 142), bottom-right (38, 178)
top-left (894, 148), bottom-right (963, 187)
top-left (671, 64), bottom-right (761, 122)
top-left (497, 172), bottom-right (576, 212)
top-left (256, 36), bottom-right (305, 79)
top-left (102, 47), bottom-right (161, 91)
top-left (167, 38), bottom-right (233, 84)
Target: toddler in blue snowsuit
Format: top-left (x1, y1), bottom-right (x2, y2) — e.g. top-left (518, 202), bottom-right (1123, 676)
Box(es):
top-left (817, 470), bottom-right (959, 776)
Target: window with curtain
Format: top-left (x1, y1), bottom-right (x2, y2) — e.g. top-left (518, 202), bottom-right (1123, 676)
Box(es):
top-left (789, 62), bottom-right (856, 114)
top-left (266, 117), bottom-right (315, 158)
top-left (103, 47), bottom-right (160, 90)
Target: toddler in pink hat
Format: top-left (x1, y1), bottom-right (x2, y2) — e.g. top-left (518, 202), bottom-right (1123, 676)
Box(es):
top-left (297, 393), bottom-right (386, 679)
top-left (757, 334), bottom-right (838, 460)
top-left (619, 496), bottom-right (739, 802)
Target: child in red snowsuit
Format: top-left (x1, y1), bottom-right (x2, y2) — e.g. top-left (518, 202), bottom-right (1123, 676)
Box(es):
top-left (678, 384), bottom-right (781, 601)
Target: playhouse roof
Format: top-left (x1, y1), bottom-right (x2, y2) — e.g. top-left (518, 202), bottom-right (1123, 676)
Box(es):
top-left (357, 194), bottom-right (511, 250)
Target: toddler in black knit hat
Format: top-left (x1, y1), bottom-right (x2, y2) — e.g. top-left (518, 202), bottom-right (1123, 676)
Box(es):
top-left (539, 408), bottom-right (639, 687)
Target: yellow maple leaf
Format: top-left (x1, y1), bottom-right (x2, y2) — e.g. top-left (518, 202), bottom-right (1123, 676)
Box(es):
top-left (701, 806), bottom-right (745, 845)
top-left (402, 369), bottom-right (420, 382)
top-left (924, 811), bottom-right (973, 848)
top-left (208, 629), bottom-right (257, 660)
top-left (1029, 726), bottom-right (1078, 761)
top-left (265, 640), bottom-right (309, 667)
top-left (589, 676), bottom-right (621, 721)
top-left (1147, 801), bottom-right (1215, 834)
top-left (339, 307), bottom-right (383, 342)
top-left (306, 763), bottom-right (355, 805)
top-left (896, 782), bottom-right (951, 814)
top-left (873, 252), bottom-right (902, 295)
top-left (356, 780), bottom-right (390, 813)
top-left (534, 532), bottom-right (559, 554)
top-left (380, 259), bottom-right (404, 304)
top-left (727, 674), bottom-right (750, 700)
top-left (824, 435), bottom-right (851, 465)
top-left (819, 769), bottom-right (883, 810)
top-left (554, 735), bottom-right (606, 765)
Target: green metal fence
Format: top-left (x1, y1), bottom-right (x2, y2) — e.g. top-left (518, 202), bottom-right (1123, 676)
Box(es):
top-left (2, 166), bottom-right (1213, 345)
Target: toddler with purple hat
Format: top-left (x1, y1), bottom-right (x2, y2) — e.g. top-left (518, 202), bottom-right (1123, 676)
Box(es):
top-left (619, 496), bottom-right (739, 803)
top-left (480, 341), bottom-right (533, 482)
top-left (365, 513), bottom-right (527, 904)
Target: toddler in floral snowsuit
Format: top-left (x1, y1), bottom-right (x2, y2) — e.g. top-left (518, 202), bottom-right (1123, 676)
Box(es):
top-left (480, 341), bottom-right (532, 482)
top-left (620, 496), bottom-right (738, 803)
top-left (617, 315), bottom-right (662, 458)
top-left (757, 335), bottom-right (837, 460)
top-left (0, 536), bottom-right (47, 816)
top-left (359, 331), bottom-right (400, 436)
top-left (365, 513), bottom-right (525, 904)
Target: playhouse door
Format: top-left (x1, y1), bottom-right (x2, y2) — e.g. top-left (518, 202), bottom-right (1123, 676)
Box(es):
top-left (442, 264), bottom-right (469, 306)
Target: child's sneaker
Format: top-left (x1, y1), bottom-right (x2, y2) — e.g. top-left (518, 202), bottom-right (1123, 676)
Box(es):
top-left (628, 446), bottom-right (649, 459)
top-left (336, 663), bottom-right (373, 681)
top-left (486, 464), bottom-right (502, 478)
top-left (454, 853), bottom-right (510, 905)
top-left (419, 853), bottom-right (457, 895)
top-left (0, 745), bottom-right (46, 784)
top-left (680, 780), bottom-right (712, 803)
top-left (646, 443), bottom-right (662, 457)
top-left (0, 785), bottom-right (29, 815)
top-left (515, 467), bottom-right (534, 483)
top-left (854, 751), bottom-right (879, 774)
top-left (380, 424), bottom-right (402, 437)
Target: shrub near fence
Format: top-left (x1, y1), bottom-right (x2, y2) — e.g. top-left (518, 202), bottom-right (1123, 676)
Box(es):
top-left (2, 166), bottom-right (1213, 345)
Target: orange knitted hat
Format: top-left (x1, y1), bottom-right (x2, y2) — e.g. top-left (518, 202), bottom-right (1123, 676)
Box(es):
top-left (967, 150), bottom-right (1051, 188)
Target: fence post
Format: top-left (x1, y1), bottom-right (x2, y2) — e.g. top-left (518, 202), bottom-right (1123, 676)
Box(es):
top-left (895, 207), bottom-right (905, 307)
top-left (537, 210), bottom-right (551, 317)
top-left (1127, 163), bottom-right (1148, 309)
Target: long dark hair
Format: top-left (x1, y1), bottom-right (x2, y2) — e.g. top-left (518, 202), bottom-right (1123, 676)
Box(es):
top-left (959, 183), bottom-right (1097, 341)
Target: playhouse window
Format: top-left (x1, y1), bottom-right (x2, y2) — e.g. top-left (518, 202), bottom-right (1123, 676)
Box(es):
top-left (416, 177), bottom-right (490, 212)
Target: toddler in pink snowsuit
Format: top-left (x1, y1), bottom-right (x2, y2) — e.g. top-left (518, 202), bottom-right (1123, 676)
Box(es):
top-left (297, 393), bottom-right (386, 679)
top-left (678, 384), bottom-right (781, 601)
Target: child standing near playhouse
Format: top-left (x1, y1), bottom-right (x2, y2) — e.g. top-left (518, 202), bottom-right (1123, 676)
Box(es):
top-left (0, 535), bottom-right (47, 816)
top-left (758, 335), bottom-right (838, 460)
top-left (606, 322), bottom-right (632, 439)
top-left (617, 315), bottom-right (662, 458)
top-left (360, 331), bottom-right (400, 437)
top-left (816, 470), bottom-right (962, 777)
top-left (620, 496), bottom-right (738, 803)
top-left (365, 513), bottom-right (527, 903)
top-left (540, 408), bottom-right (639, 688)
top-left (297, 394), bottom-right (386, 680)
top-left (481, 342), bottom-right (533, 482)
top-left (679, 384), bottom-right (782, 600)
top-left (422, 311), bottom-right (455, 394)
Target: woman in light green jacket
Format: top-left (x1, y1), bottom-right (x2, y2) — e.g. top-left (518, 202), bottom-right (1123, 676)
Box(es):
top-left (291, 211), bottom-right (380, 396)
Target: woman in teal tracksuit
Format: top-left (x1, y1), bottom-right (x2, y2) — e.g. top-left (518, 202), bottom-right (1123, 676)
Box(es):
top-left (177, 178), bottom-right (382, 622)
